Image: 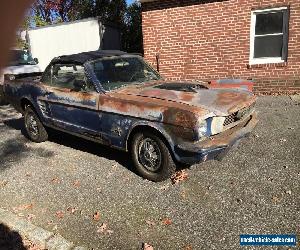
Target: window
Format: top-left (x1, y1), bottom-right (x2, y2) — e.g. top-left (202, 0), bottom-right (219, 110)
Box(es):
top-left (91, 56), bottom-right (161, 91)
top-left (250, 7), bottom-right (289, 64)
top-left (42, 64), bottom-right (95, 92)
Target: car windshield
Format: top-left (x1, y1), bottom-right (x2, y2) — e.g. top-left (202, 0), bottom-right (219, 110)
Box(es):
top-left (8, 50), bottom-right (37, 66)
top-left (91, 56), bottom-right (161, 91)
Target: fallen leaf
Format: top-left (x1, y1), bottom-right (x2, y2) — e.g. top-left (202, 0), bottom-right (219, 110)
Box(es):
top-left (97, 223), bottom-right (107, 232)
top-left (162, 218), bottom-right (172, 226)
top-left (106, 229), bottom-right (114, 235)
top-left (27, 214), bottom-right (35, 221)
top-left (0, 180), bottom-right (8, 188)
top-left (180, 190), bottom-right (187, 199)
top-left (146, 220), bottom-right (156, 227)
top-left (73, 180), bottom-right (80, 187)
top-left (272, 196), bottom-right (281, 204)
top-left (96, 223), bottom-right (114, 235)
top-left (97, 223), bottom-right (107, 233)
top-left (185, 245), bottom-right (193, 250)
top-left (93, 211), bottom-right (101, 221)
top-left (55, 211), bottom-right (64, 219)
top-left (13, 203), bottom-right (33, 212)
top-left (51, 177), bottom-right (60, 184)
top-left (143, 243), bottom-right (154, 250)
top-left (236, 198), bottom-right (242, 203)
top-left (67, 207), bottom-right (77, 214)
top-left (171, 170), bottom-right (188, 184)
top-left (123, 176), bottom-right (130, 182)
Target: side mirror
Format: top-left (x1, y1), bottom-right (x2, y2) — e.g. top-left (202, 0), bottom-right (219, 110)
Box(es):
top-left (34, 58), bottom-right (39, 64)
top-left (73, 79), bottom-right (86, 91)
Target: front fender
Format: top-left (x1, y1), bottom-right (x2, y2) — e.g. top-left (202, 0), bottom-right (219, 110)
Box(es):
top-left (127, 121), bottom-right (175, 150)
top-left (126, 120), bottom-right (196, 163)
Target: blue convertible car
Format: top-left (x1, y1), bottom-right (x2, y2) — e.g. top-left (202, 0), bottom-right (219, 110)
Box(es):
top-left (3, 50), bottom-right (258, 181)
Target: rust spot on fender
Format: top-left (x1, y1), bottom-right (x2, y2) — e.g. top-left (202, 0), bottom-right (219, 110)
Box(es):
top-left (179, 92), bottom-right (194, 102)
top-left (215, 91), bottom-right (256, 113)
top-left (163, 107), bottom-right (198, 128)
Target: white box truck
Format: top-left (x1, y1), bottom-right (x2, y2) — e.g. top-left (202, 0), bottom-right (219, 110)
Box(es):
top-left (27, 18), bottom-right (121, 71)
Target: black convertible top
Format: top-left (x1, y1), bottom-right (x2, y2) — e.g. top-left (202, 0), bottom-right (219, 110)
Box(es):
top-left (51, 50), bottom-right (128, 65)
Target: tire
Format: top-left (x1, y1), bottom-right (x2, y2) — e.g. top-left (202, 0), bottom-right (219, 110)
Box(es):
top-left (131, 131), bottom-right (176, 182)
top-left (0, 86), bottom-right (8, 105)
top-left (0, 95), bottom-right (7, 105)
top-left (24, 106), bottom-right (48, 142)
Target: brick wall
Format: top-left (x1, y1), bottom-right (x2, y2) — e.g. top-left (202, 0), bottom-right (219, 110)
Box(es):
top-left (142, 0), bottom-right (300, 94)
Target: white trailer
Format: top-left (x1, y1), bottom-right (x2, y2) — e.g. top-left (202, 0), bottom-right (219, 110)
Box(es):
top-left (26, 18), bottom-right (121, 71)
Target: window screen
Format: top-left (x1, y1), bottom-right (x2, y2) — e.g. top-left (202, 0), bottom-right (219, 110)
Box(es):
top-left (252, 8), bottom-right (289, 61)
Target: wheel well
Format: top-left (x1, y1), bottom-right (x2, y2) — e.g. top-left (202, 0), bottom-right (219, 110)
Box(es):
top-left (127, 125), bottom-right (173, 153)
top-left (20, 98), bottom-right (33, 111)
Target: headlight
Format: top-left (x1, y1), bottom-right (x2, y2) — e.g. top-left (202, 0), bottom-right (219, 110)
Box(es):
top-left (197, 120), bottom-right (207, 138)
top-left (211, 116), bottom-right (226, 135)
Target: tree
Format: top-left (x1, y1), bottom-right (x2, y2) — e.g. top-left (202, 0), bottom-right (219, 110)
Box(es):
top-left (123, 2), bottom-right (143, 54)
top-left (32, 0), bottom-right (53, 24)
top-left (67, 0), bottom-right (94, 20)
top-left (106, 0), bottom-right (127, 27)
top-left (32, 0), bottom-right (74, 25)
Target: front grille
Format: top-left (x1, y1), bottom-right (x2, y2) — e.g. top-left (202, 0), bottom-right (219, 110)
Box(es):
top-left (223, 112), bottom-right (238, 126)
top-left (223, 103), bottom-right (254, 127)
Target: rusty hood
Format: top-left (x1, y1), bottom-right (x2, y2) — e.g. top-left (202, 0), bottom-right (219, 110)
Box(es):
top-left (116, 82), bottom-right (256, 116)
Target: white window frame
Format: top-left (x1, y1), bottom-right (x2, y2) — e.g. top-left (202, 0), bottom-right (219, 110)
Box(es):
top-left (249, 7), bottom-right (288, 65)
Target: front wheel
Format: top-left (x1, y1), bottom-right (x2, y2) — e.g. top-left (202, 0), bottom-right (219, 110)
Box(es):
top-left (24, 106), bottom-right (48, 142)
top-left (131, 132), bottom-right (176, 182)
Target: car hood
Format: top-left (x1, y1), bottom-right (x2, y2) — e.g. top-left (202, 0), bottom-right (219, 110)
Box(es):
top-left (116, 81), bottom-right (256, 116)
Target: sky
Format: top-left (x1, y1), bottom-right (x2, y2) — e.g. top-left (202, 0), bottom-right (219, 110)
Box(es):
top-left (126, 0), bottom-right (135, 5)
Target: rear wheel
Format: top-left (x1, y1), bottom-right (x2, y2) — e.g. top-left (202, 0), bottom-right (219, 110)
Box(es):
top-left (131, 131), bottom-right (176, 182)
top-left (24, 106), bottom-right (48, 142)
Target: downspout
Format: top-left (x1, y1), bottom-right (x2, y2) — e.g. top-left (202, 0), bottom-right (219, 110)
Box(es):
top-left (156, 53), bottom-right (160, 72)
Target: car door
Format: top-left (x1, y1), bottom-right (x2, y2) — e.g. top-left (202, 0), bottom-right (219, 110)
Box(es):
top-left (38, 63), bottom-right (102, 138)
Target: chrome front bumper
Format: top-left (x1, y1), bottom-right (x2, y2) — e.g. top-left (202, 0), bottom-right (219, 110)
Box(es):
top-left (174, 112), bottom-right (258, 164)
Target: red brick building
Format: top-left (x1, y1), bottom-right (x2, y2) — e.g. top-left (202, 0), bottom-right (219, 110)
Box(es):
top-left (141, 0), bottom-right (300, 94)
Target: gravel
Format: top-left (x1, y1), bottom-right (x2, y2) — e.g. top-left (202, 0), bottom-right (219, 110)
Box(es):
top-left (0, 96), bottom-right (299, 249)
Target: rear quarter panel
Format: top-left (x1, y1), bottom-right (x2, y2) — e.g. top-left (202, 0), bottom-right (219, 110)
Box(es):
top-left (3, 78), bottom-right (45, 118)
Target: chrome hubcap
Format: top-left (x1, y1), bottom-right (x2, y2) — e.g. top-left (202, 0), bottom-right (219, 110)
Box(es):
top-left (26, 114), bottom-right (39, 136)
top-left (138, 138), bottom-right (162, 172)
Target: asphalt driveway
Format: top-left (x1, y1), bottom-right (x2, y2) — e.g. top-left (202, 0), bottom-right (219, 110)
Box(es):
top-left (0, 96), bottom-right (299, 249)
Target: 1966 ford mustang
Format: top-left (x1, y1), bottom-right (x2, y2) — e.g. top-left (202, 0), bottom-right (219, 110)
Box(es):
top-left (3, 50), bottom-right (258, 181)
